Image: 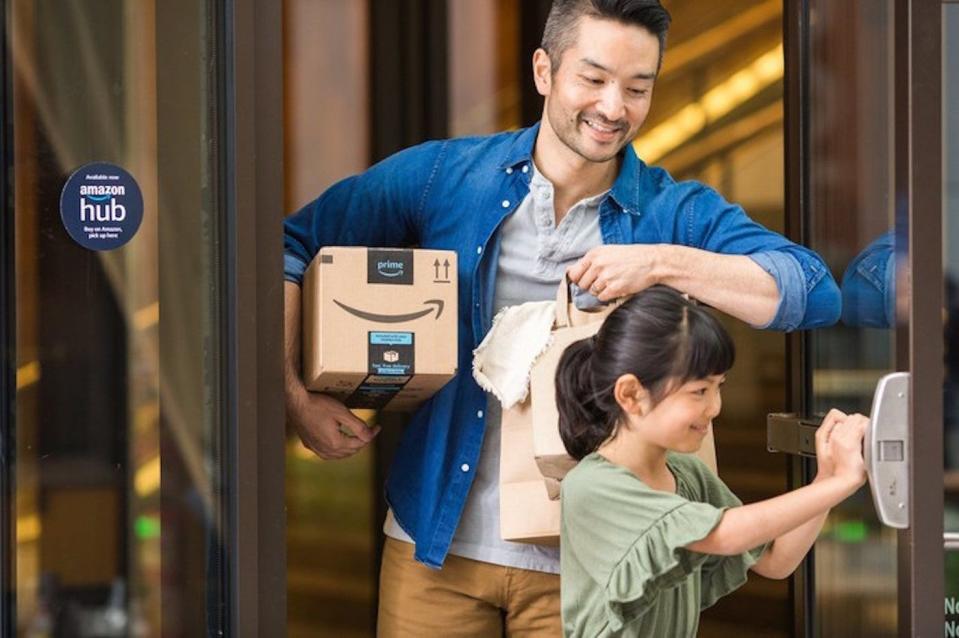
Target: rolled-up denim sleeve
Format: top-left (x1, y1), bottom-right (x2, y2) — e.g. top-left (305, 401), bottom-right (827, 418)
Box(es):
top-left (676, 184), bottom-right (841, 331)
top-left (747, 251), bottom-right (806, 331)
top-left (840, 232), bottom-right (896, 328)
top-left (284, 253), bottom-right (308, 284)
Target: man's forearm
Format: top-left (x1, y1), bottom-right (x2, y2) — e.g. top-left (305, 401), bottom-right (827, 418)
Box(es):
top-left (285, 281), bottom-right (305, 399)
top-left (656, 245), bottom-right (779, 326)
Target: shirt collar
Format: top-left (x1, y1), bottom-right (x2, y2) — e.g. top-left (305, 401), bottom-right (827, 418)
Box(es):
top-left (498, 122), bottom-right (540, 171)
top-left (499, 122), bottom-right (644, 216)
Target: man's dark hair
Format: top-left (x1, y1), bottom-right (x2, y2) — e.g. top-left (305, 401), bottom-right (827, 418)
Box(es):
top-left (541, 0), bottom-right (672, 73)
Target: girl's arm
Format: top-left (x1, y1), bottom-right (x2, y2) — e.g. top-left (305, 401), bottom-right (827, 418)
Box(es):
top-left (685, 411), bottom-right (867, 577)
top-left (749, 497), bottom-right (829, 579)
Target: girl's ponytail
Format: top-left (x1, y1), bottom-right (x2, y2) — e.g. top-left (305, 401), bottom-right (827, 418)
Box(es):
top-left (553, 285), bottom-right (736, 460)
top-left (555, 337), bottom-right (618, 460)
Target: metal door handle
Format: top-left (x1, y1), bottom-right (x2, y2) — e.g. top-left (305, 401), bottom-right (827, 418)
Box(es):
top-left (864, 372), bottom-right (909, 529)
top-left (767, 372), bottom-right (911, 530)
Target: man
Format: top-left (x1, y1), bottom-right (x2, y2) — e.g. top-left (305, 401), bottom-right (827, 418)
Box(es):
top-left (284, 0), bottom-right (841, 635)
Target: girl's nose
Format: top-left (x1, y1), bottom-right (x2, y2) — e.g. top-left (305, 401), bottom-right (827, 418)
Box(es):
top-left (706, 390), bottom-right (722, 419)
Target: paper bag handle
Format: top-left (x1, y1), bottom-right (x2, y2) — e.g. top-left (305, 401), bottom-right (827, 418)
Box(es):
top-left (555, 273), bottom-right (628, 328)
top-left (555, 273), bottom-right (575, 327)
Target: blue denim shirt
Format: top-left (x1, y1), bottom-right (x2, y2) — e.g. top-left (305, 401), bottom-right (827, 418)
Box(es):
top-left (840, 230), bottom-right (896, 328)
top-left (284, 124), bottom-right (841, 568)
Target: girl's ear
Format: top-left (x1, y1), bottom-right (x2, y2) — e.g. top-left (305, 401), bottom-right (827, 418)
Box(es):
top-left (532, 48), bottom-right (553, 97)
top-left (614, 374), bottom-right (652, 417)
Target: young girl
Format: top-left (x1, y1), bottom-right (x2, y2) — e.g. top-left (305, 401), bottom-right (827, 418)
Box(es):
top-left (555, 285), bottom-right (867, 638)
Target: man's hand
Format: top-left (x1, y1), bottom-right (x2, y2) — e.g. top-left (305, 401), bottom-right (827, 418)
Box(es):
top-left (567, 245), bottom-right (663, 302)
top-left (285, 281), bottom-right (379, 460)
top-left (286, 385), bottom-right (380, 460)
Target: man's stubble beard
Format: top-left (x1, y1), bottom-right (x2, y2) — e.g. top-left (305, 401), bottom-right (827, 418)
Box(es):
top-left (546, 101), bottom-right (632, 165)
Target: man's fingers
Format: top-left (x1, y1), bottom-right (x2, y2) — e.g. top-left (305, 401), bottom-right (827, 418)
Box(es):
top-left (567, 258), bottom-right (589, 284)
top-left (337, 413), bottom-right (380, 443)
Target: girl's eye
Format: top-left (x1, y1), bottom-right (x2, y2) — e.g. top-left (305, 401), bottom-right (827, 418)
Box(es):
top-left (694, 388), bottom-right (708, 396)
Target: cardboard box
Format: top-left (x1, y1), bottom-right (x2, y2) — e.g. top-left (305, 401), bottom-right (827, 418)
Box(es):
top-left (302, 246), bottom-right (458, 412)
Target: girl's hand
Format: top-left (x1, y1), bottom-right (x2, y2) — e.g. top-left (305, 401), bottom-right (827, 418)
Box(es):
top-left (830, 413), bottom-right (869, 490)
top-left (813, 409), bottom-right (847, 481)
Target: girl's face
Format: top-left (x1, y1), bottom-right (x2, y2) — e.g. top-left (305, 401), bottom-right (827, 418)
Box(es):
top-left (636, 374), bottom-right (726, 453)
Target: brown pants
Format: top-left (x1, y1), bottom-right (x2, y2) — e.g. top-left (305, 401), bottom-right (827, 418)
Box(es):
top-left (377, 537), bottom-right (562, 637)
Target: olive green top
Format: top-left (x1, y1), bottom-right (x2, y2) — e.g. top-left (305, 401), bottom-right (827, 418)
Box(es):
top-left (560, 452), bottom-right (767, 638)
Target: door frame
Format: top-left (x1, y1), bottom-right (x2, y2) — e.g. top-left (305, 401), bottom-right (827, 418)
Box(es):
top-left (222, 0), bottom-right (286, 635)
top-left (895, 0), bottom-right (944, 635)
top-left (783, 0), bottom-right (944, 636)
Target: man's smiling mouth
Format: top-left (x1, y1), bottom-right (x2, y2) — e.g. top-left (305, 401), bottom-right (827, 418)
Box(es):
top-left (582, 117), bottom-right (622, 134)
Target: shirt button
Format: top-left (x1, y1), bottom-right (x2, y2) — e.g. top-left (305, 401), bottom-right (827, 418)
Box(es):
top-left (476, 245), bottom-right (482, 255)
top-left (501, 200), bottom-right (510, 208)
top-left (522, 165), bottom-right (529, 174)
top-left (461, 464), bottom-right (470, 473)
top-left (506, 167), bottom-right (513, 174)
top-left (477, 410), bottom-right (484, 418)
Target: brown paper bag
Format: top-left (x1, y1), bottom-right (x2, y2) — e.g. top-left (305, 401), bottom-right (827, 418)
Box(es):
top-left (499, 279), bottom-right (718, 544)
top-left (499, 279), bottom-right (616, 544)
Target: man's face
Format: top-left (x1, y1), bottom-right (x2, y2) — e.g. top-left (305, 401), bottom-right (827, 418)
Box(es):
top-left (537, 17), bottom-right (660, 163)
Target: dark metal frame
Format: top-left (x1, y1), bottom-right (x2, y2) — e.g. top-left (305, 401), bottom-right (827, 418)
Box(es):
top-left (222, 0), bottom-right (286, 635)
top-left (782, 1), bottom-right (813, 635)
top-left (0, 0), bottom-right (12, 634)
top-left (894, 1), bottom-right (944, 635)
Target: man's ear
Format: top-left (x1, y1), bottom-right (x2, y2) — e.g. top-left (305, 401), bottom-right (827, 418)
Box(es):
top-left (532, 48), bottom-right (553, 97)
top-left (614, 374), bottom-right (651, 417)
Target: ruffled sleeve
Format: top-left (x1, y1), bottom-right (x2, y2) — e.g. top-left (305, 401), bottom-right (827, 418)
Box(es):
top-left (665, 453), bottom-right (770, 610)
top-left (699, 542), bottom-right (767, 610)
top-left (560, 454), bottom-right (730, 635)
top-left (601, 500), bottom-right (726, 632)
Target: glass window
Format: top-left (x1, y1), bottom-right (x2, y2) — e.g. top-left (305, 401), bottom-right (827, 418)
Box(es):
top-left (8, 1), bottom-right (227, 634)
top-left (805, 1), bottom-right (897, 635)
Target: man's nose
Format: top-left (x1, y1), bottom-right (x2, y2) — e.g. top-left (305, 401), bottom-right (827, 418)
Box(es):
top-left (596, 85), bottom-right (626, 122)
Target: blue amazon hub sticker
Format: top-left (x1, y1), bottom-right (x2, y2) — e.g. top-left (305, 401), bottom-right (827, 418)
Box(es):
top-left (60, 162), bottom-right (144, 251)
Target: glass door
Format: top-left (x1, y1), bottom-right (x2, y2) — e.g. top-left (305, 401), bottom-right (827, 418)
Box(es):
top-left (781, 0), bottom-right (946, 636)
top-left (1, 0), bottom-right (285, 636)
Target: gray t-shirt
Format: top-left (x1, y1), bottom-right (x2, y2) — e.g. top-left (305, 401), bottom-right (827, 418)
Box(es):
top-left (385, 162), bottom-right (605, 573)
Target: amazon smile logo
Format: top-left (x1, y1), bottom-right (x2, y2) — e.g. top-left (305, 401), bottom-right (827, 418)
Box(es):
top-left (333, 299), bottom-right (445, 322)
top-left (376, 260), bottom-right (405, 278)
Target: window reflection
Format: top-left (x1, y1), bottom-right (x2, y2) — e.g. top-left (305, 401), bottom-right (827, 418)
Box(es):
top-left (804, 1), bottom-right (898, 635)
top-left (9, 0), bottom-right (225, 635)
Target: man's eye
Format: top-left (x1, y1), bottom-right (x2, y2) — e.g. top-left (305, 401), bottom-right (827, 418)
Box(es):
top-left (628, 88), bottom-right (647, 97)
top-left (582, 76), bottom-right (603, 84)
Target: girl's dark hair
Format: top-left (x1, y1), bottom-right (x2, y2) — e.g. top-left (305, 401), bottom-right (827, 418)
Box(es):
top-left (555, 285), bottom-right (735, 460)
